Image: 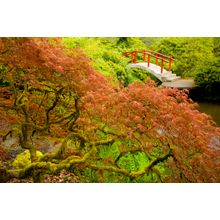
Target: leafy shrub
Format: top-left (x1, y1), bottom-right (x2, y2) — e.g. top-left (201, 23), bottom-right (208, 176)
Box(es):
top-left (62, 37), bottom-right (147, 85)
top-left (151, 37), bottom-right (215, 77)
top-left (194, 59), bottom-right (220, 100)
top-left (117, 151), bottom-right (149, 172)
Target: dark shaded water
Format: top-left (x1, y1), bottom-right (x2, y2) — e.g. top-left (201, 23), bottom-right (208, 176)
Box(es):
top-left (197, 102), bottom-right (220, 127)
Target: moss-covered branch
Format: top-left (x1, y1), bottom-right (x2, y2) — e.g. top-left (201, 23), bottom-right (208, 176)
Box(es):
top-left (0, 144), bottom-right (174, 183)
top-left (85, 149), bottom-right (174, 179)
top-left (0, 146), bottom-right (97, 182)
top-left (45, 88), bottom-right (63, 129)
top-left (115, 147), bottom-right (144, 164)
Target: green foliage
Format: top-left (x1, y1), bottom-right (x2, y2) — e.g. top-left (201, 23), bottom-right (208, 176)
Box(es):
top-left (124, 68), bottom-right (146, 86)
top-left (195, 59), bottom-right (220, 98)
top-left (62, 37), bottom-right (220, 89)
top-left (116, 37), bottom-right (146, 51)
top-left (94, 139), bottom-right (161, 182)
top-left (151, 37), bottom-right (216, 77)
top-left (140, 37), bottom-right (162, 48)
top-left (12, 150), bottom-right (43, 169)
top-left (134, 172), bottom-right (159, 183)
top-left (213, 38), bottom-right (220, 56)
top-left (149, 37), bottom-right (220, 101)
top-left (98, 140), bottom-right (120, 161)
top-left (97, 139), bottom-right (169, 182)
top-left (125, 68), bottom-right (161, 86)
top-left (62, 37), bottom-right (146, 85)
top-left (117, 151), bottom-right (149, 172)
top-left (62, 38), bottom-right (125, 82)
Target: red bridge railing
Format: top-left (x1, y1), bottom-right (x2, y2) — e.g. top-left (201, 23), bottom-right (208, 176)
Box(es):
top-left (122, 50), bottom-right (176, 74)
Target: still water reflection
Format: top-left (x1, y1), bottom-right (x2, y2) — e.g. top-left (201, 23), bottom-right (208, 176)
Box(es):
top-left (197, 102), bottom-right (220, 127)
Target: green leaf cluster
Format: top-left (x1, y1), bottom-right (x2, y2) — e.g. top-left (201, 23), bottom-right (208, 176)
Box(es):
top-left (62, 37), bottom-right (146, 85)
top-left (151, 37), bottom-right (217, 78)
top-left (195, 58), bottom-right (220, 97)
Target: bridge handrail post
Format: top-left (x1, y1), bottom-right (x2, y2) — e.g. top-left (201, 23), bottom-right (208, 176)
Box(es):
top-left (132, 51), bottom-right (137, 64)
top-left (161, 58), bottom-right (164, 74)
top-left (122, 50), bottom-right (175, 74)
top-left (168, 56), bottom-right (172, 71)
top-left (143, 50), bottom-right (146, 62)
top-left (130, 52), bottom-right (134, 63)
top-left (148, 54), bottom-right (150, 67)
top-left (155, 53), bottom-right (158, 65)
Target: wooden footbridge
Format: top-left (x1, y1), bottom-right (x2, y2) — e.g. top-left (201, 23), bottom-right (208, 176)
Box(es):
top-left (122, 50), bottom-right (195, 89)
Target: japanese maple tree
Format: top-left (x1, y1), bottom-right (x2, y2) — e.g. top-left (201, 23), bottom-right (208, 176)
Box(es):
top-left (0, 37), bottom-right (220, 183)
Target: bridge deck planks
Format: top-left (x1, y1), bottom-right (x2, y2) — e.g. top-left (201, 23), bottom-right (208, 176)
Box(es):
top-left (161, 79), bottom-right (195, 89)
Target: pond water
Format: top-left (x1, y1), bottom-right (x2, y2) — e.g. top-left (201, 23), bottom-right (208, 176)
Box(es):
top-left (197, 102), bottom-right (220, 127)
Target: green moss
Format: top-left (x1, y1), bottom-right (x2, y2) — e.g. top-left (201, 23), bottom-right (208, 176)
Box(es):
top-left (12, 150), bottom-right (43, 169)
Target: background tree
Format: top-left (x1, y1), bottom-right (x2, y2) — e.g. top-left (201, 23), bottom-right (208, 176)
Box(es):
top-left (62, 37), bottom-right (146, 86)
top-left (151, 37), bottom-right (215, 77)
